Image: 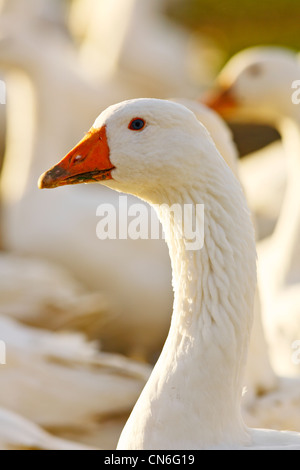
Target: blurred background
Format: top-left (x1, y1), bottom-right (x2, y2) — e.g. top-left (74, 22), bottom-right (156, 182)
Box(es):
top-left (167, 0), bottom-right (300, 155)
top-left (167, 0), bottom-right (300, 57)
top-left (0, 0), bottom-right (299, 450)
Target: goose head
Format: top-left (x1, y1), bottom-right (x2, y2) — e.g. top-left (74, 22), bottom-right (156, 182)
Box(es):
top-left (206, 47), bottom-right (300, 124)
top-left (39, 98), bottom-right (218, 203)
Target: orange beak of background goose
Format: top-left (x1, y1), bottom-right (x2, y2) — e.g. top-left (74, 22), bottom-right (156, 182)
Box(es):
top-left (204, 87), bottom-right (237, 116)
top-left (38, 126), bottom-right (115, 189)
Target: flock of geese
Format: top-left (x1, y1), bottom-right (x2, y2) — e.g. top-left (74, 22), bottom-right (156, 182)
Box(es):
top-left (0, 0), bottom-right (300, 450)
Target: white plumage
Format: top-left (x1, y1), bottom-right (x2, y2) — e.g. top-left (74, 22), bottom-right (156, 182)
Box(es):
top-left (208, 46), bottom-right (300, 376)
top-left (0, 17), bottom-right (246, 361)
top-left (0, 314), bottom-right (150, 448)
top-left (0, 408), bottom-right (95, 450)
top-left (39, 98), bottom-right (300, 449)
top-left (0, 252), bottom-right (111, 338)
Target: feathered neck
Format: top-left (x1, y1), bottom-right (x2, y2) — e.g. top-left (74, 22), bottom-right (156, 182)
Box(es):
top-left (269, 116), bottom-right (300, 289)
top-left (117, 155), bottom-right (257, 450)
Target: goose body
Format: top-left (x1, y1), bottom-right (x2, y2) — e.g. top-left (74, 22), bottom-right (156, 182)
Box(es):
top-left (0, 408), bottom-right (94, 450)
top-left (0, 18), bottom-right (242, 360)
top-left (0, 252), bottom-right (110, 338)
top-left (0, 315), bottom-right (150, 448)
top-left (237, 140), bottom-right (287, 240)
top-left (207, 47), bottom-right (300, 375)
top-left (0, 17), bottom-right (172, 359)
top-left (39, 98), bottom-right (300, 449)
top-left (0, 0), bottom-right (67, 26)
top-left (69, 0), bottom-right (215, 96)
top-left (173, 99), bottom-right (278, 402)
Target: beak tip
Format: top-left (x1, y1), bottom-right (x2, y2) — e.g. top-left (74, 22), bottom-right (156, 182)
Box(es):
top-left (38, 172), bottom-right (53, 189)
top-left (38, 174), bottom-right (45, 189)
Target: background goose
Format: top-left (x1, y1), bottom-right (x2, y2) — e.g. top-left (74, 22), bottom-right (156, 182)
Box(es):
top-left (0, 252), bottom-right (111, 339)
top-left (69, 0), bottom-right (219, 97)
top-left (172, 99), bottom-right (280, 405)
top-left (237, 141), bottom-right (287, 240)
top-left (0, 0), bottom-right (67, 27)
top-left (0, 315), bottom-right (150, 449)
top-left (206, 46), bottom-right (300, 376)
top-left (0, 17), bottom-right (249, 362)
top-left (0, 17), bottom-right (173, 361)
top-left (39, 98), bottom-right (300, 449)
top-left (0, 408), bottom-right (95, 450)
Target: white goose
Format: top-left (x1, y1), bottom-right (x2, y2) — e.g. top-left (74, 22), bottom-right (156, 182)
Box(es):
top-left (39, 98), bottom-right (300, 449)
top-left (0, 17), bottom-right (172, 360)
top-left (0, 408), bottom-right (94, 450)
top-left (173, 99), bottom-right (278, 405)
top-left (0, 315), bottom-right (150, 449)
top-left (69, 0), bottom-right (217, 97)
top-left (206, 46), bottom-right (300, 375)
top-left (0, 252), bottom-right (111, 339)
top-left (0, 0), bottom-right (67, 25)
top-left (0, 18), bottom-right (246, 361)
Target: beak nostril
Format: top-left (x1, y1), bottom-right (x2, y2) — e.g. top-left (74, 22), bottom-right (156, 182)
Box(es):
top-left (73, 154), bottom-right (84, 163)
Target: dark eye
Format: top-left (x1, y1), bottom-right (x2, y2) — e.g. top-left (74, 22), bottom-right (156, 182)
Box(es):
top-left (247, 64), bottom-right (263, 77)
top-left (129, 118), bottom-right (146, 131)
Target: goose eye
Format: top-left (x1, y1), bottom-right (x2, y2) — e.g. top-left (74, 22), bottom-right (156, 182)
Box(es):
top-left (247, 64), bottom-right (263, 77)
top-left (129, 118), bottom-right (146, 131)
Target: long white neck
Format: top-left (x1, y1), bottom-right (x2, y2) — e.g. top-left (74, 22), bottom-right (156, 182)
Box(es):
top-left (117, 159), bottom-right (257, 449)
top-left (270, 114), bottom-right (300, 289)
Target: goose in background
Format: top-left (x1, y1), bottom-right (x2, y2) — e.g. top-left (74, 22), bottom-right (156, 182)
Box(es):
top-left (0, 0), bottom-right (68, 31)
top-left (39, 98), bottom-right (300, 449)
top-left (0, 16), bottom-right (248, 361)
top-left (237, 140), bottom-right (287, 240)
top-left (171, 98), bottom-right (239, 177)
top-left (0, 315), bottom-right (150, 449)
top-left (172, 99), bottom-right (279, 407)
top-left (0, 252), bottom-right (111, 339)
top-left (0, 16), bottom-right (173, 361)
top-left (69, 0), bottom-right (220, 97)
top-left (0, 408), bottom-right (95, 450)
top-left (0, 0), bottom-right (69, 194)
top-left (206, 46), bottom-right (300, 376)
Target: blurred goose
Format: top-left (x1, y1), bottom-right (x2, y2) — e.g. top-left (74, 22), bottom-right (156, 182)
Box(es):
top-left (0, 315), bottom-right (150, 448)
top-left (236, 140), bottom-right (286, 240)
top-left (173, 99), bottom-right (278, 404)
top-left (0, 19), bottom-right (244, 361)
top-left (0, 0), bottom-right (69, 187)
top-left (39, 98), bottom-right (300, 449)
top-left (0, 18), bottom-right (172, 360)
top-left (69, 0), bottom-right (218, 96)
top-left (0, 408), bottom-right (94, 450)
top-left (207, 46), bottom-right (300, 375)
top-left (0, 0), bottom-right (66, 24)
top-left (0, 252), bottom-right (111, 339)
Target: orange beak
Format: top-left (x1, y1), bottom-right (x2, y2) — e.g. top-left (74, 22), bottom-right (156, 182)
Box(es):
top-left (202, 87), bottom-right (238, 117)
top-left (38, 126), bottom-right (115, 189)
